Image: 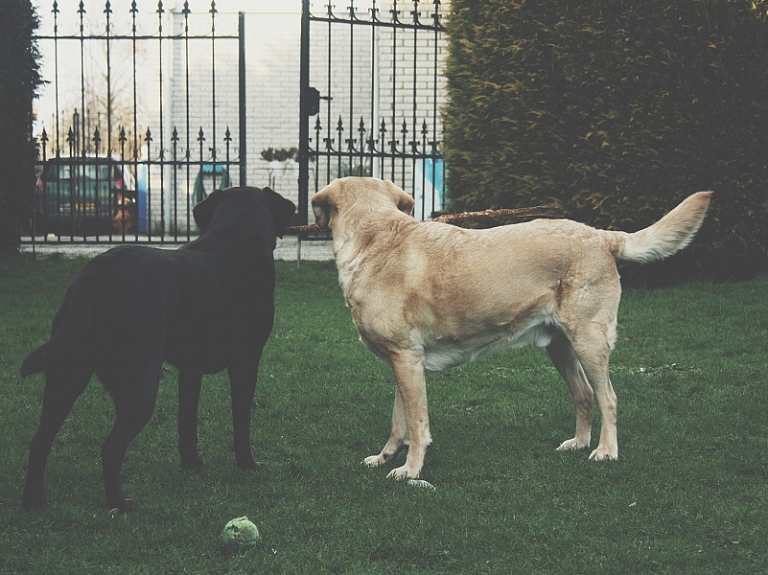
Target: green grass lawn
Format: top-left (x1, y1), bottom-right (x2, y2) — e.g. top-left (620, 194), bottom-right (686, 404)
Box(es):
top-left (1, 255), bottom-right (767, 574)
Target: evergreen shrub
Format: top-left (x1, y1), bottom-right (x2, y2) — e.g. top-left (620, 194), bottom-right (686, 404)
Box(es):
top-left (0, 0), bottom-right (41, 254)
top-left (443, 0), bottom-right (768, 282)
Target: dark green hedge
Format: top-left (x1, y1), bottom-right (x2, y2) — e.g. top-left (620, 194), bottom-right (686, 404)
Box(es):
top-left (0, 0), bottom-right (41, 254)
top-left (443, 0), bottom-right (768, 282)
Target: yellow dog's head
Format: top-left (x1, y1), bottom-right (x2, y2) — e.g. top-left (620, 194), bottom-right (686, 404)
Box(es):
top-left (311, 177), bottom-right (415, 231)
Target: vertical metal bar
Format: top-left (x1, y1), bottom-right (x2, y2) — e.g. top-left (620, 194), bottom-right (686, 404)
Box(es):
top-left (48, 3), bottom-right (61, 241)
top-left (33, 128), bottom-right (47, 252)
top-left (326, 5), bottom-right (333, 186)
top-left (400, 120), bottom-right (406, 189)
top-left (78, 2), bottom-right (86, 241)
top-left (390, 2), bottom-right (398, 181)
top-left (183, 3), bottom-right (191, 240)
top-left (198, 128), bottom-right (205, 210)
top-left (172, 127), bottom-right (179, 240)
top-left (93, 126), bottom-right (101, 241)
top-left (298, 0), bottom-right (311, 224)
top-left (131, 1), bottom-right (139, 240)
top-left (210, 2), bottom-right (217, 191)
top-left (420, 120), bottom-right (427, 219)
top-left (145, 128), bottom-right (152, 239)
top-left (412, 3), bottom-right (419, 212)
top-left (157, 1), bottom-right (165, 241)
top-left (432, 1), bottom-right (440, 215)
top-left (238, 11), bottom-right (247, 187)
top-left (313, 116), bottom-right (320, 199)
top-left (105, 1), bottom-right (113, 241)
top-left (225, 127), bottom-right (231, 177)
top-left (348, 2), bottom-right (354, 172)
top-left (105, 1), bottom-right (112, 158)
top-left (67, 127), bottom-right (75, 239)
top-left (369, 1), bottom-right (378, 178)
top-left (119, 127), bottom-right (127, 242)
top-left (53, 2), bottom-right (60, 159)
top-left (378, 119), bottom-right (386, 179)
top-left (336, 117), bottom-right (343, 177)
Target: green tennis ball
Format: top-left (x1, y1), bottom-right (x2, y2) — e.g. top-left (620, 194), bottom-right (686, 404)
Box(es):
top-left (221, 516), bottom-right (260, 548)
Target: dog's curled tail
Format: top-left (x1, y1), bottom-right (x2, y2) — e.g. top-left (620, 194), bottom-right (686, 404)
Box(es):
top-left (20, 274), bottom-right (100, 378)
top-left (607, 191), bottom-right (712, 264)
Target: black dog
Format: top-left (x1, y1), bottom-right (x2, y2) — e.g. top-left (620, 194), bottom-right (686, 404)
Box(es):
top-left (20, 186), bottom-right (295, 511)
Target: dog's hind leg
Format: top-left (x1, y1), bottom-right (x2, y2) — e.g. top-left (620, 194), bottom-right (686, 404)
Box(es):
top-left (101, 362), bottom-right (162, 511)
top-left (569, 323), bottom-right (618, 461)
top-left (22, 364), bottom-right (92, 510)
top-left (363, 385), bottom-right (409, 469)
top-left (547, 331), bottom-right (594, 452)
top-left (228, 355), bottom-right (262, 470)
top-left (178, 368), bottom-right (204, 470)
top-left (383, 350), bottom-right (432, 480)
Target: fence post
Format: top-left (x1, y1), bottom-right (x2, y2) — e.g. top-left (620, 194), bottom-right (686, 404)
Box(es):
top-left (298, 0), bottom-right (311, 225)
top-left (238, 11), bottom-right (247, 187)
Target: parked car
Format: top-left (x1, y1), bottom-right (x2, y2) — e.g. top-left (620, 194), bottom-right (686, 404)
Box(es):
top-left (34, 156), bottom-right (137, 235)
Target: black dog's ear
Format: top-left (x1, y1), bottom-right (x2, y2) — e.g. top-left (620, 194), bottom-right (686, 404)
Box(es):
top-left (193, 189), bottom-right (224, 232)
top-left (262, 187), bottom-right (296, 238)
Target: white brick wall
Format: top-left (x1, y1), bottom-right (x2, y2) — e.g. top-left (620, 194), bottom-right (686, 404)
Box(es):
top-left (33, 0), bottom-right (449, 233)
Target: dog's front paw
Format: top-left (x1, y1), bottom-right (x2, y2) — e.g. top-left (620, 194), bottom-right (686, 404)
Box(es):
top-left (588, 446), bottom-right (618, 461)
top-left (556, 437), bottom-right (590, 452)
top-left (387, 465), bottom-right (419, 480)
top-left (362, 454), bottom-right (387, 468)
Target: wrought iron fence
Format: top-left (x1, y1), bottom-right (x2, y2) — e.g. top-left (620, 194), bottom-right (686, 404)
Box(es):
top-left (24, 0), bottom-right (450, 245)
top-left (25, 1), bottom-right (245, 245)
top-left (298, 0), bottom-right (448, 224)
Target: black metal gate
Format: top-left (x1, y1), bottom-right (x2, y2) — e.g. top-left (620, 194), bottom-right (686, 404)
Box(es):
top-left (25, 1), bottom-right (245, 246)
top-left (298, 0), bottom-right (448, 225)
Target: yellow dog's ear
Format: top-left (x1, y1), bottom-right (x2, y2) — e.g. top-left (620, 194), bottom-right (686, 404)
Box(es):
top-left (311, 187), bottom-right (334, 230)
top-left (385, 180), bottom-right (415, 215)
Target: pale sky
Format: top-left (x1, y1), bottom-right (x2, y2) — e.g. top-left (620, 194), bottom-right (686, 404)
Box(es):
top-left (31, 0), bottom-right (394, 143)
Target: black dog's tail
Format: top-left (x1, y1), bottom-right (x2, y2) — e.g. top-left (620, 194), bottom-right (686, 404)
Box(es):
top-left (20, 273), bottom-right (101, 378)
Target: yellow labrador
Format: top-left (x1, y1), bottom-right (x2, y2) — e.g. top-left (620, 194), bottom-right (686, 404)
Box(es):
top-left (312, 177), bottom-right (711, 480)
